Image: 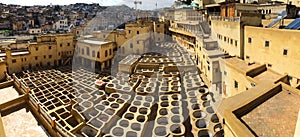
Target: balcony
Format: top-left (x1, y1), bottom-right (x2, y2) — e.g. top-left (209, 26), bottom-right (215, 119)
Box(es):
top-left (210, 16), bottom-right (240, 22)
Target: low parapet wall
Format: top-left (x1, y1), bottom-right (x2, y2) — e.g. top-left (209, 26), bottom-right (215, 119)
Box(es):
top-left (0, 112), bottom-right (6, 137)
top-left (0, 80), bottom-right (13, 89)
top-left (0, 94), bottom-right (27, 114)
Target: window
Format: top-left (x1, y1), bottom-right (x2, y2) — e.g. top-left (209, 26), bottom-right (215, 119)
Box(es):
top-left (130, 43), bottom-right (133, 48)
top-left (128, 30), bottom-right (131, 34)
top-left (230, 39), bottom-right (233, 44)
top-left (35, 56), bottom-right (38, 60)
top-left (86, 47), bottom-right (90, 56)
top-left (12, 59), bottom-right (16, 63)
top-left (49, 55), bottom-right (52, 59)
top-left (288, 76), bottom-right (293, 81)
top-left (103, 35), bottom-right (106, 38)
top-left (81, 48), bottom-right (84, 54)
top-left (235, 40), bottom-right (238, 46)
top-left (224, 37), bottom-right (226, 42)
top-left (105, 50), bottom-right (108, 57)
top-left (208, 66), bottom-right (210, 71)
top-left (157, 25), bottom-right (160, 27)
top-left (224, 71), bottom-right (227, 76)
top-left (234, 81), bottom-right (238, 88)
top-left (92, 51), bottom-right (95, 57)
top-left (49, 46), bottom-right (52, 49)
top-left (67, 43), bottom-right (70, 46)
top-left (283, 49), bottom-right (288, 55)
top-left (97, 52), bottom-right (100, 58)
top-left (60, 44), bottom-right (63, 47)
top-left (137, 31), bottom-right (139, 34)
top-left (246, 56), bottom-right (250, 59)
top-left (268, 64), bottom-right (272, 67)
top-left (137, 41), bottom-right (139, 44)
top-left (44, 55), bottom-right (46, 59)
top-left (248, 37), bottom-right (252, 43)
top-left (265, 41), bottom-right (270, 47)
top-left (109, 49), bottom-right (112, 55)
top-left (36, 47), bottom-right (38, 51)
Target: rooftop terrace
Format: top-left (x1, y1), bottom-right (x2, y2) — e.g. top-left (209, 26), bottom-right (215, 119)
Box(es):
top-left (224, 57), bottom-right (261, 73)
top-left (242, 89), bottom-right (300, 136)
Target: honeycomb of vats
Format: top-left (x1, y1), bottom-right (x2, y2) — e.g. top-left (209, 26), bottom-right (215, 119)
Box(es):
top-left (14, 42), bottom-right (223, 137)
top-left (184, 72), bottom-right (223, 137)
top-left (153, 94), bottom-right (186, 136)
top-left (104, 95), bottom-right (154, 137)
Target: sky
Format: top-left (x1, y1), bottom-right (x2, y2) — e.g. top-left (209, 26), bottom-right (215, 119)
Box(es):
top-left (0, 0), bottom-right (176, 10)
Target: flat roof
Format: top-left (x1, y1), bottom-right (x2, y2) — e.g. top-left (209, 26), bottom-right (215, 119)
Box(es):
top-left (205, 4), bottom-right (220, 8)
top-left (203, 38), bottom-right (217, 43)
top-left (207, 49), bottom-right (225, 57)
top-left (224, 57), bottom-right (261, 72)
top-left (2, 108), bottom-right (49, 137)
top-left (242, 89), bottom-right (300, 136)
top-left (82, 35), bottom-right (94, 38)
top-left (11, 51), bottom-right (30, 56)
top-left (218, 82), bottom-right (300, 136)
top-left (0, 86), bottom-right (19, 104)
top-left (176, 21), bottom-right (199, 25)
top-left (80, 39), bottom-right (110, 45)
top-left (253, 70), bottom-right (282, 82)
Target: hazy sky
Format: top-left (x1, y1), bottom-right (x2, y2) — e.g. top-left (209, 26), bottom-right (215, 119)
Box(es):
top-left (0, 0), bottom-right (176, 10)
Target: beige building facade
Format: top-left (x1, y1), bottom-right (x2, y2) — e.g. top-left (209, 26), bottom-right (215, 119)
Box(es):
top-left (75, 38), bottom-right (114, 71)
top-left (29, 28), bottom-right (42, 35)
top-left (211, 13), bottom-right (261, 59)
top-left (174, 8), bottom-right (202, 22)
top-left (122, 21), bottom-right (153, 56)
top-left (5, 34), bottom-right (75, 74)
top-left (153, 22), bottom-right (166, 43)
top-left (245, 26), bottom-right (300, 87)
